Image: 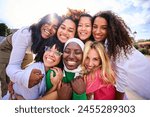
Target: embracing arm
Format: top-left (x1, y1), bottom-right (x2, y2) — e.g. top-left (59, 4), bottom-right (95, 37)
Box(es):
top-left (6, 27), bottom-right (32, 85)
top-left (71, 76), bottom-right (87, 100)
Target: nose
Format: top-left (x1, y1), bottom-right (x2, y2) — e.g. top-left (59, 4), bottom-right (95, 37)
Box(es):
top-left (48, 50), bottom-right (55, 57)
top-left (81, 26), bottom-right (86, 30)
top-left (48, 24), bottom-right (53, 30)
top-left (62, 29), bottom-right (68, 35)
top-left (95, 27), bottom-right (101, 34)
top-left (88, 59), bottom-right (93, 67)
top-left (68, 51), bottom-right (75, 60)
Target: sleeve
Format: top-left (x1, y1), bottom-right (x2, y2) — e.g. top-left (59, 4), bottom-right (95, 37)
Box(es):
top-left (6, 27), bottom-right (32, 85)
top-left (15, 63), bottom-right (40, 88)
top-left (72, 92), bottom-right (87, 100)
top-left (112, 56), bottom-right (128, 93)
top-left (46, 70), bottom-right (56, 91)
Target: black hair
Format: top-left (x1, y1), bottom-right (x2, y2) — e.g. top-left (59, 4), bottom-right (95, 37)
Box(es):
top-left (35, 36), bottom-right (64, 69)
top-left (77, 13), bottom-right (94, 42)
top-left (29, 13), bottom-right (62, 54)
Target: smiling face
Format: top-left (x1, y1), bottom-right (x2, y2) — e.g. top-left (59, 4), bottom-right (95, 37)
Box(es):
top-left (41, 19), bottom-right (59, 39)
top-left (63, 42), bottom-right (83, 70)
top-left (43, 44), bottom-right (62, 70)
top-left (84, 48), bottom-right (101, 72)
top-left (77, 16), bottom-right (92, 41)
top-left (92, 17), bottom-right (108, 42)
top-left (57, 19), bottom-right (76, 43)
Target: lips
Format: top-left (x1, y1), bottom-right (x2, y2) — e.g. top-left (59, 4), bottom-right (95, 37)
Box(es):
top-left (67, 61), bottom-right (76, 65)
top-left (94, 34), bottom-right (103, 39)
top-left (59, 34), bottom-right (67, 40)
top-left (46, 56), bottom-right (55, 63)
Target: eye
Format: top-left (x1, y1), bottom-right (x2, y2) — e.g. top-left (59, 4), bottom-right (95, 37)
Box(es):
top-left (53, 25), bottom-right (58, 30)
top-left (64, 49), bottom-right (70, 54)
top-left (93, 58), bottom-right (100, 62)
top-left (60, 25), bottom-right (65, 29)
top-left (93, 25), bottom-right (97, 29)
top-left (68, 29), bottom-right (74, 33)
top-left (78, 24), bottom-right (82, 27)
top-left (55, 51), bottom-right (63, 56)
top-left (74, 50), bottom-right (82, 55)
top-left (85, 24), bottom-right (91, 27)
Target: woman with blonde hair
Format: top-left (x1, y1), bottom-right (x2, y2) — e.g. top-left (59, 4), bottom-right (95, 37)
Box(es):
top-left (82, 41), bottom-right (116, 100)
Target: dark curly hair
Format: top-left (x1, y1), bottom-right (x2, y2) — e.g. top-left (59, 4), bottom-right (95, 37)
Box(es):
top-left (93, 10), bottom-right (133, 61)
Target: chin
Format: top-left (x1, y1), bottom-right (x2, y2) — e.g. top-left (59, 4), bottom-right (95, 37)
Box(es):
top-left (66, 66), bottom-right (77, 70)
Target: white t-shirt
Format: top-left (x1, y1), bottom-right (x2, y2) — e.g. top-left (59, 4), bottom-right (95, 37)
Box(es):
top-left (113, 47), bottom-right (150, 99)
top-left (4, 62), bottom-right (46, 100)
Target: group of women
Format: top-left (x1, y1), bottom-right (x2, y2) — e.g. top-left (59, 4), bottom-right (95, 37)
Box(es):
top-left (1, 8), bottom-right (150, 100)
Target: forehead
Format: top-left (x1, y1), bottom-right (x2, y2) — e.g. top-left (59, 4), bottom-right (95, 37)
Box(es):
top-left (62, 19), bottom-right (76, 27)
top-left (79, 16), bottom-right (91, 22)
top-left (88, 48), bottom-right (99, 57)
top-left (94, 17), bottom-right (107, 25)
top-left (65, 42), bottom-right (82, 50)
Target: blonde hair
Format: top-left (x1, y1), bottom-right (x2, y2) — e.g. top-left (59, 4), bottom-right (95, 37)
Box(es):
top-left (82, 41), bottom-right (115, 84)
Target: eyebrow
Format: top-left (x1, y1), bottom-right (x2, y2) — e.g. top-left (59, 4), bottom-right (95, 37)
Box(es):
top-left (61, 24), bottom-right (75, 30)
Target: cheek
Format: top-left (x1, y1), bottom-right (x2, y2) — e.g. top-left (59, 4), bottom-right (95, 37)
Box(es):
top-left (84, 59), bottom-right (88, 66)
top-left (52, 29), bottom-right (57, 34)
top-left (63, 54), bottom-right (67, 61)
top-left (57, 29), bottom-right (61, 36)
top-left (69, 32), bottom-right (75, 38)
top-left (95, 60), bottom-right (101, 67)
top-left (77, 55), bottom-right (83, 63)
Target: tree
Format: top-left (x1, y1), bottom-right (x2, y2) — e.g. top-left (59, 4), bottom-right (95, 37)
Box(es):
top-left (0, 23), bottom-right (11, 36)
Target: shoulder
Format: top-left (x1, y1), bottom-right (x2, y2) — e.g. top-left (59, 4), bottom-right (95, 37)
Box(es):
top-left (18, 26), bottom-right (31, 36)
top-left (26, 62), bottom-right (43, 68)
top-left (13, 26), bottom-right (31, 38)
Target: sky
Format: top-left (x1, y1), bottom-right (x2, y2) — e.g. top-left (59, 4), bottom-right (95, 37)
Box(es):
top-left (0, 0), bottom-right (150, 41)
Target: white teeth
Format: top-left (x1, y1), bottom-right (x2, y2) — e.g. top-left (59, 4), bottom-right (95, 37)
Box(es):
top-left (45, 30), bottom-right (50, 34)
top-left (80, 32), bottom-right (86, 35)
top-left (47, 58), bottom-right (54, 62)
top-left (67, 61), bottom-right (76, 65)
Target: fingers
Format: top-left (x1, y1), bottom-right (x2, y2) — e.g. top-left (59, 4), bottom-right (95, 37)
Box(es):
top-left (32, 69), bottom-right (42, 75)
top-left (33, 69), bottom-right (44, 80)
top-left (50, 67), bottom-right (63, 80)
top-left (57, 81), bottom-right (62, 90)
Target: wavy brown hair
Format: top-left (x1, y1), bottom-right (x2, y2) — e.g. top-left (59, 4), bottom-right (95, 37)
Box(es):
top-left (93, 10), bottom-right (133, 61)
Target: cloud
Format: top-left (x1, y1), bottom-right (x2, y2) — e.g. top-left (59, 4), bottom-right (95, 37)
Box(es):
top-left (131, 0), bottom-right (150, 9)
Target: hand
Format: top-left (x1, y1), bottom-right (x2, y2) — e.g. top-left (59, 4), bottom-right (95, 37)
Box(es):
top-left (71, 76), bottom-right (86, 95)
top-left (57, 83), bottom-right (72, 100)
top-left (8, 81), bottom-right (14, 95)
top-left (28, 69), bottom-right (44, 88)
top-left (14, 93), bottom-right (25, 100)
top-left (50, 67), bottom-right (63, 87)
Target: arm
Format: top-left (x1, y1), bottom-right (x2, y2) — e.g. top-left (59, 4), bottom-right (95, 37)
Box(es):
top-left (6, 27), bottom-right (32, 85)
top-left (46, 67), bottom-right (63, 92)
top-left (112, 55), bottom-right (128, 100)
top-left (71, 76), bottom-right (87, 100)
top-left (115, 90), bottom-right (124, 100)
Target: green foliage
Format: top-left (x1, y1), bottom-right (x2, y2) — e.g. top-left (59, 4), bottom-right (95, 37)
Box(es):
top-left (139, 48), bottom-right (149, 55)
top-left (0, 23), bottom-right (11, 36)
top-left (134, 44), bottom-right (139, 49)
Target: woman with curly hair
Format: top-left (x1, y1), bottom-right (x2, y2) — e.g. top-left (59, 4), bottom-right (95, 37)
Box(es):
top-left (92, 10), bottom-right (150, 99)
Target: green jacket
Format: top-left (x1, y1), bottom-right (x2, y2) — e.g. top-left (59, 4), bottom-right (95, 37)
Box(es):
top-left (46, 70), bottom-right (87, 100)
